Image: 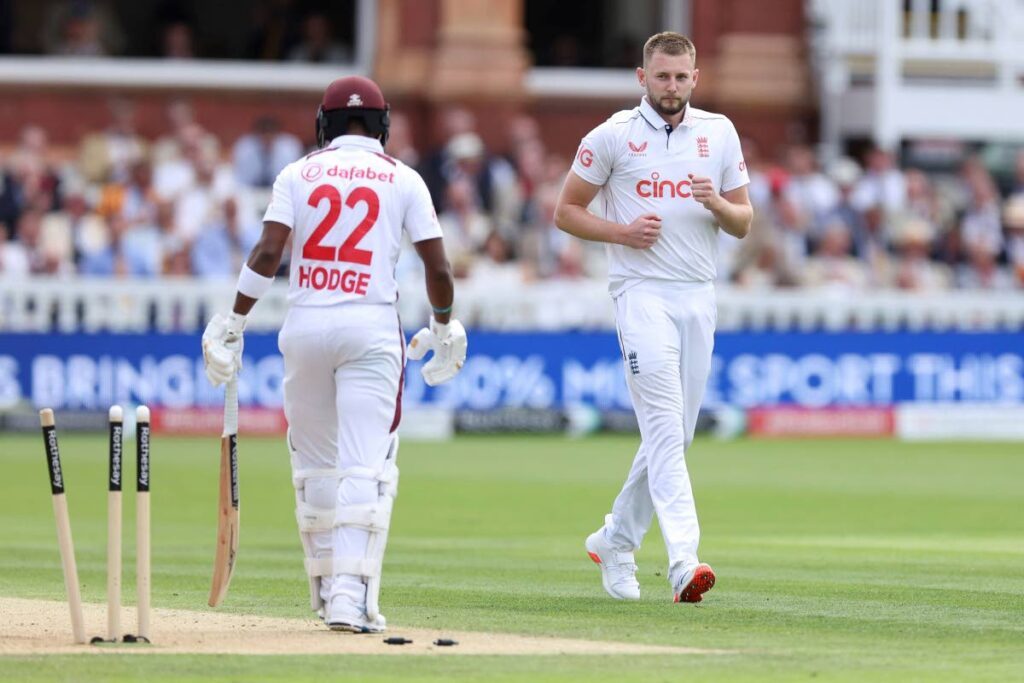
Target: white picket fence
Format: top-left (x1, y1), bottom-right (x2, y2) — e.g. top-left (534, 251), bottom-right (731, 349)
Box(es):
top-left (1, 277), bottom-right (1022, 333)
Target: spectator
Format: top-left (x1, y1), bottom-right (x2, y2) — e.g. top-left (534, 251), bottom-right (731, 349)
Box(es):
top-left (420, 106), bottom-right (478, 209)
top-left (851, 146), bottom-right (906, 216)
top-left (151, 100), bottom-right (213, 166)
top-left (521, 184), bottom-right (585, 280)
top-left (153, 122), bottom-right (222, 202)
top-left (803, 219), bottom-right (868, 290)
top-left (1003, 194), bottom-right (1024, 287)
top-left (287, 12), bottom-right (349, 63)
top-left (246, 0), bottom-right (303, 61)
top-left (443, 132), bottom-right (522, 239)
top-left (19, 210), bottom-right (66, 274)
top-left (959, 168), bottom-right (1003, 260)
top-left (731, 223), bottom-right (798, 289)
top-left (78, 98), bottom-right (147, 184)
top-left (0, 222), bottom-right (30, 276)
top-left (43, 0), bottom-right (123, 56)
top-left (232, 116), bottom-right (303, 188)
top-left (190, 197), bottom-right (257, 278)
top-left (1013, 149), bottom-right (1024, 195)
top-left (98, 155), bottom-right (163, 277)
top-left (438, 177), bottom-right (491, 278)
top-left (783, 144), bottom-right (838, 241)
top-left (162, 20), bottom-right (196, 59)
top-left (956, 239), bottom-right (1013, 290)
top-left (889, 216), bottom-right (951, 290)
top-left (384, 112), bottom-right (420, 168)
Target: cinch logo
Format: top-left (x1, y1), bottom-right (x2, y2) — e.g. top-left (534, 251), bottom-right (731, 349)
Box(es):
top-left (627, 141), bottom-right (647, 157)
top-left (635, 172), bottom-right (692, 199)
top-left (577, 146), bottom-right (594, 168)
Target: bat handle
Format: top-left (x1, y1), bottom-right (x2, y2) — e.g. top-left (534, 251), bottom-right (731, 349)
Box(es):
top-left (223, 378), bottom-right (239, 437)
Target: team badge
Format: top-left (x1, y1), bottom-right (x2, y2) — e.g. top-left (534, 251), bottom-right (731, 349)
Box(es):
top-left (697, 136), bottom-right (710, 158)
top-left (347, 93), bottom-right (364, 107)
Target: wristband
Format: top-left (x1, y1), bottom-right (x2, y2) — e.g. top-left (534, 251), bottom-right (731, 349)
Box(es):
top-left (431, 305), bottom-right (452, 314)
top-left (236, 264), bottom-right (274, 300)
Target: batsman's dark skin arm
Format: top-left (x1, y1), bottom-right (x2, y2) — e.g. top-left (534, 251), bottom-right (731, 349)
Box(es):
top-left (412, 237), bottom-right (453, 324)
top-left (233, 222), bottom-right (454, 324)
top-left (232, 221), bottom-right (290, 316)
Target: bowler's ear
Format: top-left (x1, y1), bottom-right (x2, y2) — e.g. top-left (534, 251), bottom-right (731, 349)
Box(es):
top-left (692, 68), bottom-right (700, 89)
top-left (636, 66), bottom-right (646, 87)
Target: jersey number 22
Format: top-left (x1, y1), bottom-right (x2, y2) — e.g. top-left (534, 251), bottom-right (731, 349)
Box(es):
top-left (302, 185), bottom-right (379, 266)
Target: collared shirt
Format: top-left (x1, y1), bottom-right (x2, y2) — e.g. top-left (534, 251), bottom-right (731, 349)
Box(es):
top-left (571, 98), bottom-right (749, 294)
top-left (264, 135), bottom-right (442, 307)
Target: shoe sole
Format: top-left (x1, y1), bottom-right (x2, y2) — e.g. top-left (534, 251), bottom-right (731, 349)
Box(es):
top-left (586, 541), bottom-right (639, 601)
top-left (327, 622), bottom-right (365, 633)
top-left (673, 564), bottom-right (715, 603)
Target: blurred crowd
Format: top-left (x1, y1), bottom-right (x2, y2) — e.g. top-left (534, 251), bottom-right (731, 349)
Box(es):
top-left (2, 95), bottom-right (1024, 292)
top-left (0, 0), bottom-right (353, 63)
top-left (736, 143), bottom-right (1024, 290)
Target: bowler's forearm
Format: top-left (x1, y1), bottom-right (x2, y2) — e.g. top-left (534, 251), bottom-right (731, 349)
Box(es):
top-left (554, 204), bottom-right (624, 245)
top-left (712, 199), bottom-right (753, 239)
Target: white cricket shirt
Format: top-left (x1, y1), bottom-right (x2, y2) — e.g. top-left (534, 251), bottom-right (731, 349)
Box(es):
top-left (571, 98), bottom-right (749, 295)
top-left (264, 135), bottom-right (442, 307)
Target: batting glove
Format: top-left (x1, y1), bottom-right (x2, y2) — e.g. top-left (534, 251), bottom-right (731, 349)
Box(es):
top-left (202, 312), bottom-right (245, 387)
top-left (406, 318), bottom-right (467, 386)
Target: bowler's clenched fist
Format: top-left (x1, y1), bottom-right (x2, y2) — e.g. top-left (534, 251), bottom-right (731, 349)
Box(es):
top-left (688, 174), bottom-right (719, 210)
top-left (621, 213), bottom-right (662, 249)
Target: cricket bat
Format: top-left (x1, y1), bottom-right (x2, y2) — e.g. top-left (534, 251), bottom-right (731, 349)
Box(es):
top-left (208, 378), bottom-right (239, 607)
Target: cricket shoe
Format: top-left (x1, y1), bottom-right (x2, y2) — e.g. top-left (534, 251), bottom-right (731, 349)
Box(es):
top-left (671, 562), bottom-right (716, 603)
top-left (585, 529), bottom-right (640, 600)
top-left (325, 595), bottom-right (387, 633)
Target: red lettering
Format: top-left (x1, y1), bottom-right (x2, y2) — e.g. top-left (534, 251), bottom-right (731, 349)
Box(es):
top-left (634, 174), bottom-right (694, 200)
top-left (327, 268), bottom-right (341, 290)
top-left (298, 265), bottom-right (310, 288)
top-left (301, 185), bottom-right (380, 265)
top-left (340, 269), bottom-right (357, 293)
top-left (356, 272), bottom-right (370, 295)
top-left (303, 185), bottom-right (342, 261)
top-left (311, 267), bottom-right (328, 290)
top-left (577, 147), bottom-right (594, 168)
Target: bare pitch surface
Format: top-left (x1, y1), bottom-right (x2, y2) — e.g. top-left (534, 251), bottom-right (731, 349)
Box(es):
top-left (0, 596), bottom-right (710, 656)
top-left (1, 434), bottom-right (1022, 681)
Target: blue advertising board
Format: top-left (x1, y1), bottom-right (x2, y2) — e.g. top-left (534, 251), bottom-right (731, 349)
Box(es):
top-left (0, 331), bottom-right (1021, 410)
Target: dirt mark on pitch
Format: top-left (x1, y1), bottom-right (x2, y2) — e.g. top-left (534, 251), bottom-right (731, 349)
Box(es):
top-left (0, 597), bottom-right (723, 656)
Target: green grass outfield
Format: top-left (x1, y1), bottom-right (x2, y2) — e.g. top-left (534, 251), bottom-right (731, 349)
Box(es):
top-left (1, 432), bottom-right (1022, 681)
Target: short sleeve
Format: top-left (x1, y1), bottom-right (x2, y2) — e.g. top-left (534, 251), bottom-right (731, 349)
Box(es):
top-left (719, 120), bottom-right (750, 193)
top-left (262, 166), bottom-right (295, 228)
top-left (403, 169), bottom-right (444, 243)
top-left (571, 122), bottom-right (615, 186)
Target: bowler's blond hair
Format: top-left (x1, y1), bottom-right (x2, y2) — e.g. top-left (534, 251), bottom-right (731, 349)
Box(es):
top-left (643, 32), bottom-right (696, 67)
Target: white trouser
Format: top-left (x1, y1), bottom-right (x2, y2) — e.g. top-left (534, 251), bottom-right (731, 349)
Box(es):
top-left (279, 303), bottom-right (404, 607)
top-left (603, 280), bottom-right (716, 571)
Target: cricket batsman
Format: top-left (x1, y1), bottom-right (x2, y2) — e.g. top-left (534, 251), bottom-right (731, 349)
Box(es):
top-left (555, 32), bottom-right (752, 603)
top-left (201, 76), bottom-right (467, 632)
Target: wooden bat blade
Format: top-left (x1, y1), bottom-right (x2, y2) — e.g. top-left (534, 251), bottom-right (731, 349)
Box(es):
top-left (208, 433), bottom-right (239, 607)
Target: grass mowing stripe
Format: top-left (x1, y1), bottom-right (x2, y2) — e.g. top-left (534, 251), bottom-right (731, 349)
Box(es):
top-left (1, 433), bottom-right (1022, 681)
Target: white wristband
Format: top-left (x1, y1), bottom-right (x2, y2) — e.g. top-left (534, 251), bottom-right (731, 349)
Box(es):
top-left (236, 264), bottom-right (274, 300)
